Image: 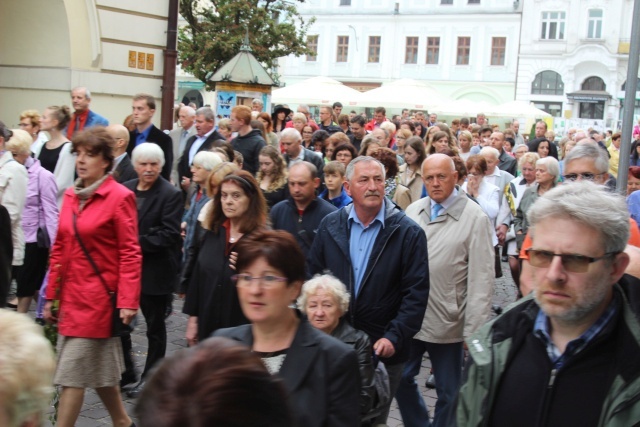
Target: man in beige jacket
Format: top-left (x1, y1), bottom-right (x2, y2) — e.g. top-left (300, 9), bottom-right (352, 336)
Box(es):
top-left (396, 154), bottom-right (495, 427)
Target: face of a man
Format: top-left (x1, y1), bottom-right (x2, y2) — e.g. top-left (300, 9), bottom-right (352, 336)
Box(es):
top-left (71, 88), bottom-right (90, 113)
top-left (179, 108), bottom-right (195, 130)
top-left (319, 108), bottom-right (332, 124)
top-left (429, 114), bottom-right (437, 124)
top-left (372, 128), bottom-right (386, 145)
top-left (535, 122), bottom-right (547, 138)
top-left (132, 100), bottom-right (155, 127)
top-left (252, 103), bottom-right (262, 112)
top-left (563, 158), bottom-right (607, 184)
top-left (476, 115), bottom-right (486, 126)
top-left (288, 164), bottom-right (319, 207)
top-left (512, 121), bottom-right (520, 133)
top-left (281, 135), bottom-right (302, 158)
top-left (482, 154), bottom-right (499, 174)
top-left (230, 113), bottom-right (244, 132)
top-left (351, 122), bottom-right (365, 139)
top-left (297, 107), bottom-right (309, 118)
top-left (333, 105), bottom-right (342, 116)
top-left (531, 217), bottom-right (624, 325)
top-left (374, 112), bottom-right (385, 125)
top-left (490, 132), bottom-right (505, 151)
top-left (422, 155), bottom-right (458, 204)
top-left (134, 159), bottom-right (162, 186)
top-left (194, 114), bottom-right (214, 137)
top-left (345, 161), bottom-right (385, 212)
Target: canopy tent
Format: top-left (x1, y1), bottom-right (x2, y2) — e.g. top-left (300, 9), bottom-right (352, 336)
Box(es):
top-left (489, 100), bottom-right (552, 119)
top-left (352, 78), bottom-right (448, 110)
top-left (432, 99), bottom-right (496, 117)
top-left (271, 76), bottom-right (363, 106)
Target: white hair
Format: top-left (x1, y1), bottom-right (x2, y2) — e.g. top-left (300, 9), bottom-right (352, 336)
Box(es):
top-left (132, 142), bottom-right (165, 167)
top-left (193, 151), bottom-right (223, 171)
top-left (536, 156), bottom-right (560, 180)
top-left (298, 274), bottom-right (351, 315)
top-left (280, 127), bottom-right (302, 142)
top-left (181, 106), bottom-right (196, 117)
top-left (480, 146), bottom-right (500, 160)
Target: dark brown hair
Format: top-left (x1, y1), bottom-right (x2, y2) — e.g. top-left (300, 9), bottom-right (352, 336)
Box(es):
top-left (405, 136), bottom-right (427, 166)
top-left (235, 230), bottom-right (306, 285)
top-left (46, 105), bottom-right (72, 130)
top-left (331, 143), bottom-right (357, 162)
top-left (133, 93), bottom-right (156, 110)
top-left (466, 154), bottom-right (488, 175)
top-left (71, 127), bottom-right (115, 171)
top-left (370, 147), bottom-right (399, 179)
top-left (136, 336), bottom-right (293, 427)
top-left (209, 171), bottom-right (267, 234)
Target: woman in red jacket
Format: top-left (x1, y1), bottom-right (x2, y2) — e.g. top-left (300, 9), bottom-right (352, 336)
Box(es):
top-left (44, 127), bottom-right (141, 427)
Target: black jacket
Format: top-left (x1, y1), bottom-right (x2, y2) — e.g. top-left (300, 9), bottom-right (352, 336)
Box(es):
top-left (113, 154), bottom-right (137, 184)
top-left (123, 177), bottom-right (183, 295)
top-left (307, 200), bottom-right (430, 365)
top-left (284, 148), bottom-right (326, 184)
top-left (270, 197), bottom-right (337, 257)
top-left (128, 125), bottom-right (174, 180)
top-left (215, 315), bottom-right (361, 427)
top-left (232, 129), bottom-right (266, 175)
top-left (177, 130), bottom-right (225, 180)
top-left (498, 149), bottom-right (518, 177)
top-left (0, 205), bottom-right (11, 307)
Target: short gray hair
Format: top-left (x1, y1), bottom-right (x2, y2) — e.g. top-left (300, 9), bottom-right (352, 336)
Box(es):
top-left (72, 86), bottom-right (91, 100)
top-left (528, 181), bottom-right (629, 253)
top-left (297, 274), bottom-right (350, 315)
top-left (132, 142), bottom-right (165, 167)
top-left (196, 107), bottom-right (215, 123)
top-left (345, 156), bottom-right (385, 182)
top-left (519, 152), bottom-right (539, 169)
top-left (536, 156), bottom-right (560, 180)
top-left (193, 151), bottom-right (223, 171)
top-left (280, 127), bottom-right (302, 142)
top-left (181, 106), bottom-right (196, 117)
top-left (564, 144), bottom-right (609, 174)
top-left (480, 146), bottom-right (500, 160)
top-left (251, 98), bottom-right (263, 106)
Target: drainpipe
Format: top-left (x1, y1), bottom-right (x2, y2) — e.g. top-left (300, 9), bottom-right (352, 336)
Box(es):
top-left (161, 0), bottom-right (179, 130)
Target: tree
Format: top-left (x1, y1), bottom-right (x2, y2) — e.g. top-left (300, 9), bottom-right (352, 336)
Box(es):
top-left (179, 0), bottom-right (315, 86)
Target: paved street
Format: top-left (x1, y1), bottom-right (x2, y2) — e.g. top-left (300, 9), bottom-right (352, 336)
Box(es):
top-left (37, 261), bottom-right (518, 426)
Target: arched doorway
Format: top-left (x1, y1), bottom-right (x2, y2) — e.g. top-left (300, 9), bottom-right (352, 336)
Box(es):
top-left (578, 76), bottom-right (606, 119)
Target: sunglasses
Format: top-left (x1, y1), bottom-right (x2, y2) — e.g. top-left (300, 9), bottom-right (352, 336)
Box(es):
top-left (562, 172), bottom-right (604, 182)
top-left (526, 249), bottom-right (617, 273)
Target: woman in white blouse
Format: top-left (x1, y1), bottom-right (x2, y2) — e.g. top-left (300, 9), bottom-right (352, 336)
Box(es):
top-left (462, 155), bottom-right (500, 246)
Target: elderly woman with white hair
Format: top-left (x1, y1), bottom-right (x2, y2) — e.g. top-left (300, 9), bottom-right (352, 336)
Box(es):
top-left (514, 156), bottom-right (560, 251)
top-left (6, 129), bottom-right (59, 314)
top-left (299, 274), bottom-right (383, 421)
top-left (182, 151), bottom-right (222, 263)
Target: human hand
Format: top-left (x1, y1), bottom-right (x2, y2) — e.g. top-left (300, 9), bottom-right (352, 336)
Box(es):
top-left (373, 338), bottom-right (396, 358)
top-left (43, 301), bottom-right (57, 324)
top-left (186, 317), bottom-right (198, 347)
top-left (496, 224), bottom-right (508, 245)
top-left (229, 251), bottom-right (238, 271)
top-left (120, 308), bottom-right (138, 325)
top-left (180, 177), bottom-right (191, 192)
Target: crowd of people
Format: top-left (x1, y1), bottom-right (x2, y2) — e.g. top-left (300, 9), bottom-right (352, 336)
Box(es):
top-left (1, 88), bottom-right (640, 427)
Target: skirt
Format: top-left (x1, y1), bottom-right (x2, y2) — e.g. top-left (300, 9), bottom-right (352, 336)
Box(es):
top-left (16, 242), bottom-right (49, 297)
top-left (54, 335), bottom-right (125, 388)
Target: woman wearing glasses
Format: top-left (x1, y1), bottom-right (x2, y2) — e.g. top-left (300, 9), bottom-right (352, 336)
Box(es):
top-left (182, 171), bottom-right (268, 346)
top-left (215, 230), bottom-right (360, 427)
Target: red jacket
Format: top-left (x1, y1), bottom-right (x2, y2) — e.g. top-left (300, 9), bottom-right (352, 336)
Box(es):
top-left (46, 176), bottom-right (142, 338)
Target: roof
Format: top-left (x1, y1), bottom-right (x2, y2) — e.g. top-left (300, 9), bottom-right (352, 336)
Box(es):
top-left (208, 36), bottom-right (276, 87)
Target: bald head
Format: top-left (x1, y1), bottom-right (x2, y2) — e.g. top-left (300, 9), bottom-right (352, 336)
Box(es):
top-left (422, 154), bottom-right (457, 203)
top-left (107, 124), bottom-right (130, 155)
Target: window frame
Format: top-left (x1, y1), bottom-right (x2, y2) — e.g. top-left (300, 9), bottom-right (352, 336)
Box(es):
top-left (587, 9), bottom-right (603, 39)
top-left (426, 36), bottom-right (440, 65)
top-left (540, 11), bottom-right (566, 40)
top-left (306, 35), bottom-right (319, 62)
top-left (456, 36), bottom-right (471, 65)
top-left (368, 36), bottom-right (381, 63)
top-left (531, 70), bottom-right (565, 95)
top-left (336, 35), bottom-right (349, 63)
top-left (490, 37), bottom-right (506, 66)
top-left (405, 36), bottom-right (419, 64)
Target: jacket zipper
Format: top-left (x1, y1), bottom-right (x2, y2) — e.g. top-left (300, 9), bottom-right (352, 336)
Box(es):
top-left (538, 368), bottom-right (558, 426)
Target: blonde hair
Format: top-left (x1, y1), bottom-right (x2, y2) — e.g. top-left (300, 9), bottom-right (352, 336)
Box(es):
top-left (19, 110), bottom-right (41, 128)
top-left (5, 129), bottom-right (32, 155)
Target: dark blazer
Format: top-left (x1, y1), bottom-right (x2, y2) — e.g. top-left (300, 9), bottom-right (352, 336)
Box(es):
top-left (0, 205), bottom-right (11, 307)
top-left (214, 316), bottom-right (361, 427)
top-left (113, 154), bottom-right (137, 184)
top-left (177, 130), bottom-right (225, 181)
top-left (123, 177), bottom-right (183, 295)
top-left (128, 125), bottom-right (174, 181)
top-left (284, 148), bottom-right (325, 184)
top-left (498, 149), bottom-right (518, 177)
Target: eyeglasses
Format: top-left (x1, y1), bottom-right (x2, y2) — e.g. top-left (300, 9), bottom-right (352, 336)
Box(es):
top-left (562, 172), bottom-right (605, 182)
top-left (231, 274), bottom-right (288, 289)
top-left (525, 249), bottom-right (618, 273)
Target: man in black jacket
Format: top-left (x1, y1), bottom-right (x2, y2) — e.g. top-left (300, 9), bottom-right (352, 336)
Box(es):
top-left (230, 105), bottom-right (265, 175)
top-left (107, 124), bottom-right (137, 183)
top-left (127, 93), bottom-right (173, 180)
top-left (123, 143), bottom-right (183, 398)
top-left (281, 128), bottom-right (325, 185)
top-left (308, 156), bottom-right (429, 425)
top-left (270, 162), bottom-right (336, 257)
top-left (177, 107), bottom-right (224, 187)
top-left (0, 205), bottom-right (11, 308)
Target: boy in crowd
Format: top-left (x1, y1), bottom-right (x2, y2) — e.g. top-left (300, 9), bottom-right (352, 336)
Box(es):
top-left (319, 161), bottom-right (352, 208)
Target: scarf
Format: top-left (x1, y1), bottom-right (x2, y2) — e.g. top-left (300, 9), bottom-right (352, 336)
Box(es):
top-left (74, 173), bottom-right (110, 211)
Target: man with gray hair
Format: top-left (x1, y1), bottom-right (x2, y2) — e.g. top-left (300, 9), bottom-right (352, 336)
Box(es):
top-left (308, 156), bottom-right (429, 425)
top-left (123, 143), bottom-right (183, 398)
top-left (66, 86), bottom-right (109, 139)
top-left (511, 120), bottom-right (525, 147)
top-left (169, 106), bottom-right (197, 185)
top-left (251, 98), bottom-right (264, 112)
top-left (280, 128), bottom-right (325, 183)
top-left (458, 181), bottom-right (640, 426)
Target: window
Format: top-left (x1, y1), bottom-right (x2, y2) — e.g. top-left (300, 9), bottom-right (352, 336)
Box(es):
top-left (533, 101), bottom-right (563, 118)
top-left (306, 35), bottom-right (318, 62)
top-left (531, 70), bottom-right (564, 95)
top-left (588, 9), bottom-right (603, 39)
top-left (368, 36), bottom-right (381, 63)
top-left (336, 36), bottom-right (349, 62)
top-left (490, 37), bottom-right (506, 66)
top-left (426, 37), bottom-right (440, 64)
top-left (541, 12), bottom-right (566, 40)
top-left (405, 37), bottom-right (419, 64)
top-left (456, 37), bottom-right (471, 65)
top-left (340, 0), bottom-right (351, 5)
top-left (441, 0), bottom-right (453, 4)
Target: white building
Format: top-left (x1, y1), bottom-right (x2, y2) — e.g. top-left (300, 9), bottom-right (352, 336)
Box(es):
top-left (514, 0), bottom-right (634, 129)
top-left (278, 0), bottom-right (523, 106)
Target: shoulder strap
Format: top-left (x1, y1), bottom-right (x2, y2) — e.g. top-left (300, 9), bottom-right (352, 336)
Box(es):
top-left (73, 213), bottom-right (112, 297)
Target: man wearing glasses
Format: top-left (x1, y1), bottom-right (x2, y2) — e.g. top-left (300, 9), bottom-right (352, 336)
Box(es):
top-left (457, 181), bottom-right (640, 427)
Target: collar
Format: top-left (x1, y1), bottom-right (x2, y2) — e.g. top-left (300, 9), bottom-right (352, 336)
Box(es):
top-left (112, 152), bottom-right (127, 170)
top-left (289, 147), bottom-right (305, 161)
top-left (436, 188), bottom-right (459, 212)
top-left (348, 198), bottom-right (386, 229)
top-left (136, 124), bottom-right (153, 140)
top-left (488, 167), bottom-right (501, 178)
top-left (196, 128), bottom-right (215, 140)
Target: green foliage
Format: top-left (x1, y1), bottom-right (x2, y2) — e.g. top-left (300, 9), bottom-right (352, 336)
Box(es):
top-left (178, 0), bottom-right (315, 87)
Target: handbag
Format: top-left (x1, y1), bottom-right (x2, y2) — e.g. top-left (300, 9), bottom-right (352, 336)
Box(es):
top-left (35, 171), bottom-right (50, 248)
top-left (73, 213), bottom-right (126, 337)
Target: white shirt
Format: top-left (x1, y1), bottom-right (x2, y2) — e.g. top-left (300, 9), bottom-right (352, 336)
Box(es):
top-left (188, 129), bottom-right (215, 165)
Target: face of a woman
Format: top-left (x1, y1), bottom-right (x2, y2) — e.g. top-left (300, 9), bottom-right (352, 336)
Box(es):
top-left (400, 124), bottom-right (411, 132)
top-left (459, 137), bottom-right (471, 150)
top-left (19, 118), bottom-right (39, 137)
top-left (39, 109), bottom-right (57, 132)
top-left (293, 120), bottom-right (305, 132)
top-left (365, 142), bottom-right (381, 156)
top-left (414, 125), bottom-right (422, 136)
top-left (628, 173), bottom-right (640, 196)
top-left (258, 117), bottom-right (269, 129)
top-left (538, 141), bottom-right (550, 158)
top-left (236, 257), bottom-right (300, 324)
top-left (404, 145), bottom-right (419, 166)
top-left (220, 181), bottom-right (250, 219)
top-left (468, 167), bottom-right (484, 183)
top-left (277, 111), bottom-right (285, 121)
top-left (335, 149), bottom-right (353, 167)
top-left (305, 288), bottom-right (342, 334)
top-left (219, 127), bottom-right (231, 139)
top-left (434, 136), bottom-right (449, 153)
top-left (521, 162), bottom-right (536, 184)
top-left (302, 126), bottom-right (313, 142)
top-left (504, 141), bottom-right (513, 152)
top-left (75, 146), bottom-right (109, 184)
top-left (324, 142), bottom-right (335, 159)
top-left (259, 155), bottom-right (275, 176)
top-left (535, 165), bottom-right (553, 185)
top-left (190, 164), bottom-right (210, 185)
